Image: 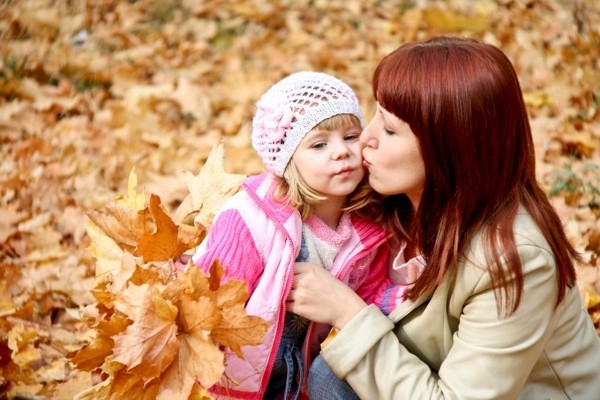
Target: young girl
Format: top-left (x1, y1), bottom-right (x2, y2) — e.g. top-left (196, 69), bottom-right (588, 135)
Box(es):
top-left (191, 71), bottom-right (411, 399)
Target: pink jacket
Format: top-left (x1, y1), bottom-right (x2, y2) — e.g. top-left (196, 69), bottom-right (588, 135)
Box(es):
top-left (192, 173), bottom-right (404, 399)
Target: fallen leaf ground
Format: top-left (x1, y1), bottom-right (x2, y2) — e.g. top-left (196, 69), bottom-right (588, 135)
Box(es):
top-left (1, 0), bottom-right (599, 398)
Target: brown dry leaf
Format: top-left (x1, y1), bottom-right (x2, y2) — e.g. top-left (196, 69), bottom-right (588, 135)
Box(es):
top-left (51, 370), bottom-right (94, 400)
top-left (0, 203), bottom-right (28, 243)
top-left (2, 0), bottom-right (598, 397)
top-left (73, 378), bottom-right (111, 400)
top-left (87, 203), bottom-right (151, 250)
top-left (70, 335), bottom-right (115, 372)
top-left (585, 290), bottom-right (600, 309)
top-left (135, 194), bottom-right (203, 262)
top-left (207, 259), bottom-right (226, 292)
top-left (179, 295), bottom-right (221, 333)
top-left (7, 324), bottom-right (42, 369)
top-left (182, 143), bottom-right (246, 229)
top-left (70, 311), bottom-right (131, 372)
top-left (553, 132), bottom-right (597, 159)
top-left (162, 262), bottom-right (212, 305)
top-left (157, 327), bottom-right (224, 400)
top-left (111, 369), bottom-right (161, 399)
top-left (586, 229), bottom-right (600, 254)
top-left (422, 7), bottom-right (490, 33)
top-left (156, 296), bottom-right (225, 399)
top-left (112, 283), bottom-right (179, 384)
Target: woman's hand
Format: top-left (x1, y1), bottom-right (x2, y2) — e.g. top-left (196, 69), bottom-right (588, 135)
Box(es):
top-left (286, 262), bottom-right (368, 330)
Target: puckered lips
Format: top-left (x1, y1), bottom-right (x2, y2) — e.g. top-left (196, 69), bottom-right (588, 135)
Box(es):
top-left (334, 165), bottom-right (357, 178)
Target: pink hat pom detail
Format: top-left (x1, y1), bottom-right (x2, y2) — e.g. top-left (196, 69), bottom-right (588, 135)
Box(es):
top-left (255, 96), bottom-right (294, 142)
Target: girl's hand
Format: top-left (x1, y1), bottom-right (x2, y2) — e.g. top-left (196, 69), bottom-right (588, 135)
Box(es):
top-left (286, 262), bottom-right (367, 330)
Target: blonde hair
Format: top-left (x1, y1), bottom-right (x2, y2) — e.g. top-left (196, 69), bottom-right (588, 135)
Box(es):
top-left (273, 114), bottom-right (378, 221)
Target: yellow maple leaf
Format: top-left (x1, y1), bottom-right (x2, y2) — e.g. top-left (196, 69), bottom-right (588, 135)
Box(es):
top-left (85, 219), bottom-right (124, 282)
top-left (116, 167), bottom-right (147, 212)
top-left (135, 194), bottom-right (203, 262)
top-left (182, 143), bottom-right (246, 229)
top-left (112, 283), bottom-right (180, 384)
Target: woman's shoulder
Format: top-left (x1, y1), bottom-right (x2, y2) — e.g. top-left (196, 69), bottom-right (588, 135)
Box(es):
top-left (512, 208), bottom-right (552, 250)
top-left (461, 207), bottom-right (555, 274)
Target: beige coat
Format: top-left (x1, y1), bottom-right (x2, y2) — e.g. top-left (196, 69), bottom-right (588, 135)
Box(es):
top-left (321, 210), bottom-right (600, 399)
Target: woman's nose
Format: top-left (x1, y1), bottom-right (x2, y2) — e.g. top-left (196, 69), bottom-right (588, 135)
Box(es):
top-left (360, 122), bottom-right (379, 148)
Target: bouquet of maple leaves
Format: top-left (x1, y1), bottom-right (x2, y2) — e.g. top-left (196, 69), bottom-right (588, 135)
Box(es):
top-left (69, 145), bottom-right (268, 399)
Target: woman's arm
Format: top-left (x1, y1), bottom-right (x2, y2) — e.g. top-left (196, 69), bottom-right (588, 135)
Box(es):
top-left (290, 245), bottom-right (561, 399)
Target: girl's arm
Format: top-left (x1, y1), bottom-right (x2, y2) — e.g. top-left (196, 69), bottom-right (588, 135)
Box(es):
top-left (194, 208), bottom-right (263, 292)
top-left (351, 246), bottom-right (409, 315)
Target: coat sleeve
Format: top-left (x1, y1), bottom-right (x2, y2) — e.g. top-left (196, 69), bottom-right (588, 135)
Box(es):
top-left (321, 244), bottom-right (560, 400)
top-left (193, 208), bottom-right (264, 293)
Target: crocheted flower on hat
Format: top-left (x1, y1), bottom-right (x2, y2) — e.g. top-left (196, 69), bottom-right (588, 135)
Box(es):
top-left (254, 95), bottom-right (294, 142)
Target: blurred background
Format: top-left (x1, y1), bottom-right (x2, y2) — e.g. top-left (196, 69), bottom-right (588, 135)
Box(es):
top-left (1, 0), bottom-right (599, 397)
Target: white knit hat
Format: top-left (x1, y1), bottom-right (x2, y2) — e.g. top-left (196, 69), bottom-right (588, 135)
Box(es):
top-left (251, 71), bottom-right (365, 177)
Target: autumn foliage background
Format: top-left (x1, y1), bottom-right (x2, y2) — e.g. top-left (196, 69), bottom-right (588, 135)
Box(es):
top-left (1, 0), bottom-right (599, 398)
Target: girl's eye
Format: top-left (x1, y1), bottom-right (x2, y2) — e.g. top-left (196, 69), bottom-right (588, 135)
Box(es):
top-left (311, 142), bottom-right (326, 149)
top-left (344, 133), bottom-right (360, 141)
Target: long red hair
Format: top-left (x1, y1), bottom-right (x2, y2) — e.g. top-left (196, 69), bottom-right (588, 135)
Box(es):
top-left (372, 36), bottom-right (579, 314)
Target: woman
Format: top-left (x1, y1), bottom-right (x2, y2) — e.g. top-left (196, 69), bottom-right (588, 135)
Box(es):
top-left (286, 36), bottom-right (600, 399)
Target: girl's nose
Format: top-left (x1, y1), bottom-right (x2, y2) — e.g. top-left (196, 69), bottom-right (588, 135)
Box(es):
top-left (332, 141), bottom-right (351, 160)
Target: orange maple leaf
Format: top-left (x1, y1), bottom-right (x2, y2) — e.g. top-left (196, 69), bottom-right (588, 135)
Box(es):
top-left (70, 313), bottom-right (131, 372)
top-left (211, 278), bottom-right (268, 358)
top-left (136, 194), bottom-right (203, 262)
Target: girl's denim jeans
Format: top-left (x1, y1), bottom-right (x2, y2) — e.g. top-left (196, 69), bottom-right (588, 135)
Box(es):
top-left (307, 354), bottom-right (360, 400)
